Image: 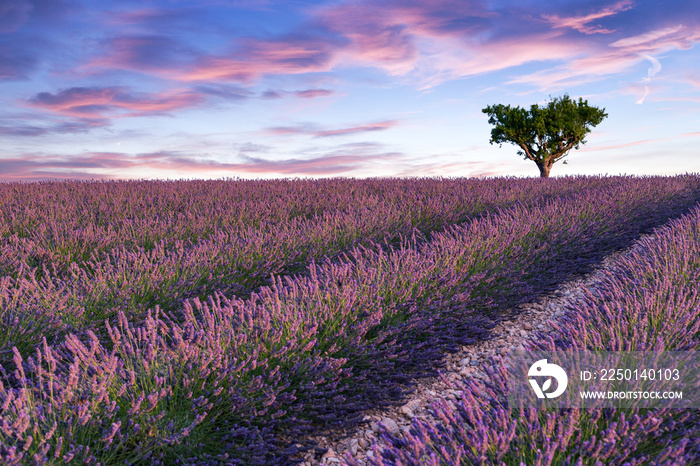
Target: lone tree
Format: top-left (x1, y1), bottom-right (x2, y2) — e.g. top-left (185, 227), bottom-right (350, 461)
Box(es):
top-left (482, 94), bottom-right (607, 178)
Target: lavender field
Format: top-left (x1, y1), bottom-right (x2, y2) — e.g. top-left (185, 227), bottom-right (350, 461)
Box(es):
top-left (1, 175), bottom-right (699, 465)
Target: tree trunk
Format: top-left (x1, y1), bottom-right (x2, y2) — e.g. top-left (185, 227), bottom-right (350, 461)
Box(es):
top-left (536, 161), bottom-right (552, 178)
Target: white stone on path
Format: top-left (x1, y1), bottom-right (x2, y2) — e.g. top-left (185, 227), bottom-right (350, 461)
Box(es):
top-left (380, 418), bottom-right (400, 436)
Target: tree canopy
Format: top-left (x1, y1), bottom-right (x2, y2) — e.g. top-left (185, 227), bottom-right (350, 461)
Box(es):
top-left (482, 94), bottom-right (608, 177)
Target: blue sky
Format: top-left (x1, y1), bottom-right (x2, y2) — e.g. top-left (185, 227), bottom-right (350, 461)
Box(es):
top-left (1, 0), bottom-right (699, 180)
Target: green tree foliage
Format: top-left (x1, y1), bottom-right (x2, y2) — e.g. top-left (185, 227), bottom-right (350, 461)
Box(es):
top-left (482, 95), bottom-right (608, 178)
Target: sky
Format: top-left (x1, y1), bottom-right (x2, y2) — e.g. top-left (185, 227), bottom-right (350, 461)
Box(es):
top-left (1, 0), bottom-right (699, 181)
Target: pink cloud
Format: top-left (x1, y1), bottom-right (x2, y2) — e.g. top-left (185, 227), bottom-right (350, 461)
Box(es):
top-left (509, 24), bottom-right (700, 91)
top-left (314, 0), bottom-right (700, 91)
top-left (294, 89), bottom-right (335, 99)
top-left (315, 120), bottom-right (398, 137)
top-left (541, 0), bottom-right (635, 34)
top-left (0, 146), bottom-right (403, 180)
top-left (83, 32), bottom-right (342, 84)
top-left (508, 50), bottom-right (636, 89)
top-left (312, 0), bottom-right (612, 88)
top-left (261, 88), bottom-right (336, 99)
top-left (175, 36), bottom-right (341, 82)
top-left (685, 74), bottom-right (700, 89)
top-left (318, 0), bottom-right (494, 42)
top-left (233, 151), bottom-right (401, 175)
top-left (76, 1), bottom-right (700, 95)
top-left (0, 118), bottom-right (108, 136)
top-left (0, 151), bottom-right (132, 181)
top-left (86, 1), bottom-right (499, 85)
top-left (609, 24), bottom-right (700, 52)
top-left (415, 32), bottom-right (586, 89)
top-left (26, 86), bottom-right (204, 119)
top-left (316, 0), bottom-right (495, 76)
top-left (266, 120), bottom-right (398, 138)
top-left (319, 8), bottom-right (416, 73)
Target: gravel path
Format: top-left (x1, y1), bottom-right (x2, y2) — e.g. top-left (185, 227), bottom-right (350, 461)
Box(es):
top-left (293, 236), bottom-right (652, 466)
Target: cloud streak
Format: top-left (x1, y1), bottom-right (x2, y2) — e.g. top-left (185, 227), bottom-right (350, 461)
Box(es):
top-left (294, 89), bottom-right (335, 99)
top-left (173, 35), bottom-right (345, 83)
top-left (0, 152), bottom-right (130, 181)
top-left (261, 88), bottom-right (336, 99)
top-left (0, 119), bottom-right (107, 136)
top-left (509, 23), bottom-right (700, 91)
top-left (0, 146), bottom-right (403, 180)
top-left (635, 53), bottom-right (661, 104)
top-left (26, 86), bottom-right (204, 120)
top-left (235, 151), bottom-right (401, 175)
top-left (71, 0), bottom-right (700, 95)
top-left (267, 120), bottom-right (398, 138)
top-left (541, 0), bottom-right (635, 34)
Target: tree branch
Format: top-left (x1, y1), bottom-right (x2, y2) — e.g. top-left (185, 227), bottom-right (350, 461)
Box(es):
top-left (553, 138), bottom-right (579, 161)
top-left (518, 143), bottom-right (536, 162)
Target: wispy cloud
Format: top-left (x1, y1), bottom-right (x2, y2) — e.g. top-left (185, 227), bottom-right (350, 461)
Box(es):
top-left (0, 119), bottom-right (107, 136)
top-left (81, 0), bottom-right (502, 86)
top-left (685, 73), bottom-right (700, 89)
top-left (175, 34), bottom-right (345, 82)
top-left (315, 0), bottom-right (497, 79)
top-left (235, 151), bottom-right (401, 175)
top-left (267, 120), bottom-right (398, 138)
top-left (194, 84), bottom-right (254, 100)
top-left (312, 0), bottom-right (634, 89)
top-left (315, 120), bottom-right (398, 137)
top-left (0, 152), bottom-right (130, 181)
top-left (634, 53), bottom-right (661, 104)
top-left (26, 86), bottom-right (204, 120)
top-left (74, 1), bottom-right (700, 94)
top-left (260, 88), bottom-right (336, 99)
top-left (609, 25), bottom-right (694, 51)
top-left (509, 24), bottom-right (700, 91)
top-left (541, 0), bottom-right (635, 34)
top-left (294, 89), bottom-right (335, 99)
top-left (0, 145), bottom-right (403, 180)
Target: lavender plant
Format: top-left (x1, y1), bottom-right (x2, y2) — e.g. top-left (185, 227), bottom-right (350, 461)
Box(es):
top-left (0, 176), bottom-right (699, 464)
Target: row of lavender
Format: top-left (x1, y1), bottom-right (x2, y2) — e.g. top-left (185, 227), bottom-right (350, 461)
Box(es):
top-left (368, 201), bottom-right (700, 464)
top-left (0, 177), bottom-right (636, 361)
top-left (0, 176), bottom-right (596, 270)
top-left (0, 176), bottom-right (699, 464)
